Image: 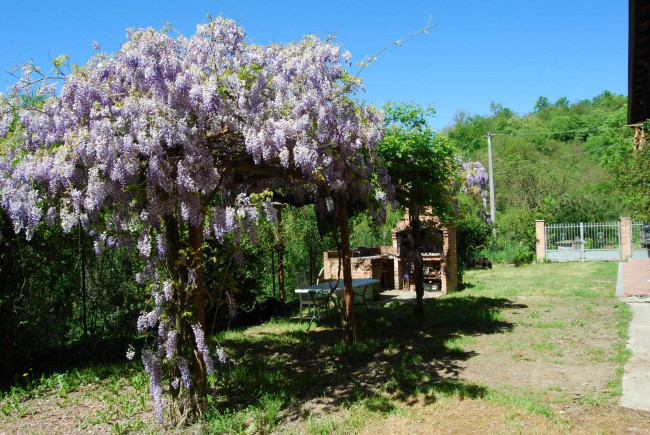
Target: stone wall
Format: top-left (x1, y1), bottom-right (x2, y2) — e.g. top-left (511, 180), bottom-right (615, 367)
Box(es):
top-left (321, 252), bottom-right (388, 298)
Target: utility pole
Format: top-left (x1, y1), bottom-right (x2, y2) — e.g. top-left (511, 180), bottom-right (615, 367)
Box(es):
top-left (487, 132), bottom-right (496, 238)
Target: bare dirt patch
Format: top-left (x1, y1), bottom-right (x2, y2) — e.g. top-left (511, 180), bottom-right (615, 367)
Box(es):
top-left (361, 398), bottom-right (650, 435)
top-left (457, 294), bottom-right (622, 398)
top-left (1, 383), bottom-right (165, 435)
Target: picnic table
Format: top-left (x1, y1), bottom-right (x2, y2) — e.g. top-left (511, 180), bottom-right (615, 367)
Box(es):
top-left (295, 278), bottom-right (380, 330)
top-left (557, 239), bottom-right (583, 250)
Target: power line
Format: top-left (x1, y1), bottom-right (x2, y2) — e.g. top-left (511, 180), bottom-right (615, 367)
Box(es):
top-left (488, 126), bottom-right (629, 137)
top-left (484, 125), bottom-right (631, 229)
top-left (494, 142), bottom-right (620, 175)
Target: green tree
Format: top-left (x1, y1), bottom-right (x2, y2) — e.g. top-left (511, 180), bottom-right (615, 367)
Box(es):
top-left (378, 102), bottom-right (457, 313)
top-left (554, 96), bottom-right (569, 108)
top-left (534, 96), bottom-right (550, 113)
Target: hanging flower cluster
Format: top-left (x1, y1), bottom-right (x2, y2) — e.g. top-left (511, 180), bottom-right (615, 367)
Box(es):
top-left (0, 17), bottom-right (390, 423)
top-left (460, 161), bottom-right (489, 206)
top-left (457, 159), bottom-right (490, 222)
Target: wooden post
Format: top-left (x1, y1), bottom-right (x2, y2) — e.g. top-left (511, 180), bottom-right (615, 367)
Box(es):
top-left (535, 220), bottom-right (546, 262)
top-left (337, 193), bottom-right (355, 344)
top-left (620, 217), bottom-right (632, 261)
top-left (274, 203), bottom-right (286, 303)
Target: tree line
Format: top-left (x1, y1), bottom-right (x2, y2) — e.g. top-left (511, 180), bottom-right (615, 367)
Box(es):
top-left (445, 90), bottom-right (646, 262)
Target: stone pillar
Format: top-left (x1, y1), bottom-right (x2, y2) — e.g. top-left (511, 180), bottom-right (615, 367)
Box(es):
top-left (392, 230), bottom-right (403, 289)
top-left (535, 220), bottom-right (546, 262)
top-left (621, 217), bottom-right (632, 261)
top-left (444, 224), bottom-right (458, 293)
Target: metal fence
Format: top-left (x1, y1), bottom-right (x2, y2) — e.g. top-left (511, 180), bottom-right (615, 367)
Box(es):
top-left (545, 222), bottom-right (621, 262)
top-left (632, 221), bottom-right (644, 248)
top-left (632, 221), bottom-right (649, 258)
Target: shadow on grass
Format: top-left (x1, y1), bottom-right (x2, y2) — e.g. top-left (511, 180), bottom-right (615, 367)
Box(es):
top-left (212, 295), bottom-right (521, 418)
top-left (458, 282), bottom-right (476, 290)
top-left (0, 336), bottom-right (145, 389)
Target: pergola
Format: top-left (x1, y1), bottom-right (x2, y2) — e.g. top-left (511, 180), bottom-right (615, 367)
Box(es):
top-left (208, 129), bottom-right (370, 343)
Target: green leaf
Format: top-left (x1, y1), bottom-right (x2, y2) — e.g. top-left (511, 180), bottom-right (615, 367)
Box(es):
top-left (52, 54), bottom-right (69, 68)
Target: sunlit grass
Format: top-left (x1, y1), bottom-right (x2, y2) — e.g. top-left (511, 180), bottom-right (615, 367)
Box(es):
top-left (1, 261), bottom-right (633, 434)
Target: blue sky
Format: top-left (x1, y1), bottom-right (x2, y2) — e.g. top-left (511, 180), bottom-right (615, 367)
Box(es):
top-left (0, 1), bottom-right (627, 130)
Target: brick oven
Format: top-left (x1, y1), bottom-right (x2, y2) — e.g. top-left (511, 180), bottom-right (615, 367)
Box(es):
top-left (320, 210), bottom-right (457, 296)
top-left (391, 212), bottom-right (457, 294)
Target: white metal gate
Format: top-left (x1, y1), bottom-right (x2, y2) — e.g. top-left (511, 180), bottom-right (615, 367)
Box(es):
top-left (632, 221), bottom-right (649, 258)
top-left (545, 222), bottom-right (621, 262)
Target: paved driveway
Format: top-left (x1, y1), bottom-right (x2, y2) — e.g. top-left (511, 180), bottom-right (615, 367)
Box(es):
top-left (618, 258), bottom-right (650, 412)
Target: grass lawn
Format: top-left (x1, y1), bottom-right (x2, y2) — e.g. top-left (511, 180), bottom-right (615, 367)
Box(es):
top-left (2, 262), bottom-right (649, 434)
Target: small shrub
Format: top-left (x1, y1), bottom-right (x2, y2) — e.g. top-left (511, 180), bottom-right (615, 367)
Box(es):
top-left (512, 245), bottom-right (534, 267)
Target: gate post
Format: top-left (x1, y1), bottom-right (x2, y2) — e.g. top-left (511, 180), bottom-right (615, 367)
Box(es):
top-left (579, 222), bottom-right (585, 262)
top-left (535, 220), bottom-right (546, 262)
top-left (620, 217), bottom-right (632, 261)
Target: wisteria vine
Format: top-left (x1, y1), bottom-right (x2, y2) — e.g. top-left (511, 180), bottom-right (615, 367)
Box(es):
top-left (0, 17), bottom-right (391, 423)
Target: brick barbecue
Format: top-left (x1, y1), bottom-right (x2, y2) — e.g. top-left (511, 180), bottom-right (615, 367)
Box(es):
top-left (320, 210), bottom-right (458, 296)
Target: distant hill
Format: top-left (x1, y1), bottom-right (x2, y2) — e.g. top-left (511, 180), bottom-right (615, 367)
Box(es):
top-left (443, 91), bottom-right (637, 246)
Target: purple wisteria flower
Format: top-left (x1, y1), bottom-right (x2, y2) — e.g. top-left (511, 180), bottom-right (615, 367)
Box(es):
top-left (126, 344), bottom-right (136, 361)
top-left (162, 280), bottom-right (173, 302)
top-left (156, 233), bottom-right (167, 257)
top-left (263, 201), bottom-right (277, 223)
top-left (165, 330), bottom-right (177, 359)
top-left (216, 347), bottom-right (227, 365)
top-left (142, 350), bottom-right (164, 423)
top-left (191, 323), bottom-right (214, 375)
top-left (177, 357), bottom-right (191, 389)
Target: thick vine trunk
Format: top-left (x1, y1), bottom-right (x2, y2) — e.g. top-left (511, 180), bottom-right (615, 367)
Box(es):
top-left (188, 224), bottom-right (207, 398)
top-left (163, 215), bottom-right (208, 419)
top-left (188, 225), bottom-right (206, 327)
top-left (338, 194), bottom-right (355, 344)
